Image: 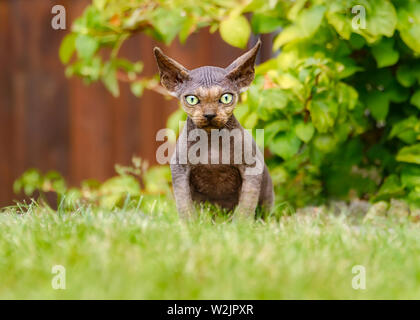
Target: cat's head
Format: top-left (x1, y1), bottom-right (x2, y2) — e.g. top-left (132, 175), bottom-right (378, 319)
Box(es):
top-left (154, 40), bottom-right (261, 129)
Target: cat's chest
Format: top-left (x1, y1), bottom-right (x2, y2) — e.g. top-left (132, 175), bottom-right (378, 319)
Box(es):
top-left (189, 164), bottom-right (242, 199)
top-left (186, 135), bottom-right (242, 165)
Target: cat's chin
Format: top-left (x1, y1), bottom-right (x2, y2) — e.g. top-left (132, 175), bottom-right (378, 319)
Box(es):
top-left (192, 119), bottom-right (223, 130)
top-left (204, 126), bottom-right (223, 132)
top-left (196, 123), bottom-right (226, 131)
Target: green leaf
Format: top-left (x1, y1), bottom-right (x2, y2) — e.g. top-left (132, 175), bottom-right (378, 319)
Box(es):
top-left (364, 0), bottom-right (397, 40)
top-left (387, 83), bottom-right (410, 103)
top-left (75, 34), bottom-right (98, 60)
top-left (102, 62), bottom-right (119, 97)
top-left (257, 88), bottom-right (288, 120)
top-left (397, 1), bottom-right (420, 53)
top-left (313, 134), bottom-right (337, 152)
top-left (13, 169), bottom-right (43, 196)
top-left (99, 175), bottom-right (141, 209)
top-left (326, 2), bottom-right (353, 40)
top-left (329, 0), bottom-right (396, 43)
top-left (410, 90), bottom-right (420, 110)
top-left (44, 171), bottom-right (67, 194)
top-left (349, 33), bottom-right (366, 49)
top-left (243, 112), bottom-right (258, 128)
top-left (233, 103), bottom-right (249, 124)
top-left (269, 132), bottom-right (301, 160)
top-left (336, 58), bottom-right (364, 79)
top-left (365, 91), bottom-right (389, 121)
top-left (309, 99), bottom-right (338, 133)
top-left (220, 15), bottom-right (251, 49)
top-left (286, 0), bottom-right (306, 20)
top-left (130, 81), bottom-right (144, 97)
top-left (397, 144), bottom-right (420, 165)
top-left (396, 65), bottom-right (417, 87)
top-left (143, 166), bottom-right (172, 194)
top-left (273, 26), bottom-right (301, 50)
top-left (376, 174), bottom-right (405, 200)
top-left (371, 38), bottom-right (399, 68)
top-left (276, 73), bottom-right (302, 90)
top-left (389, 116), bottom-right (419, 144)
top-left (115, 59), bottom-right (143, 74)
top-left (179, 15), bottom-right (197, 44)
top-left (336, 82), bottom-right (358, 110)
top-left (367, 144), bottom-right (395, 170)
top-left (264, 120), bottom-right (290, 145)
top-left (295, 121), bottom-right (315, 143)
top-left (93, 0), bottom-right (107, 10)
top-left (274, 5), bottom-right (326, 49)
top-left (151, 8), bottom-right (185, 45)
top-left (167, 107), bottom-right (187, 137)
top-left (298, 4), bottom-right (327, 34)
top-left (407, 189), bottom-right (420, 209)
top-left (59, 33), bottom-right (76, 64)
top-left (401, 165), bottom-right (420, 189)
top-left (251, 13), bottom-right (283, 34)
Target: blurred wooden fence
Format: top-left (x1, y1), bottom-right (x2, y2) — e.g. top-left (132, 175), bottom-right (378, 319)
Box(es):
top-left (0, 0), bottom-right (273, 206)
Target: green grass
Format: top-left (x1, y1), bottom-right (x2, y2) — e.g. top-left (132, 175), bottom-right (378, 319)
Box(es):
top-left (1, 199), bottom-right (420, 299)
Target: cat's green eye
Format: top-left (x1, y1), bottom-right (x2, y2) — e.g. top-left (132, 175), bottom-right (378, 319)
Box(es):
top-left (185, 95), bottom-right (199, 106)
top-left (220, 93), bottom-right (233, 104)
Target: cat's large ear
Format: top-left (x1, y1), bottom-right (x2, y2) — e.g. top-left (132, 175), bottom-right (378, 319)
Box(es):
top-left (153, 47), bottom-right (190, 94)
top-left (225, 39), bottom-right (261, 92)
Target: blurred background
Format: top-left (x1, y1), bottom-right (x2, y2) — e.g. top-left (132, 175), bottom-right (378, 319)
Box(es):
top-left (2, 0), bottom-right (418, 211)
top-left (0, 0), bottom-right (273, 206)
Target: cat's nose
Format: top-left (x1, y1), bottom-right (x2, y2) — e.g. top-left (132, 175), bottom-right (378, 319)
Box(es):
top-left (204, 114), bottom-right (216, 121)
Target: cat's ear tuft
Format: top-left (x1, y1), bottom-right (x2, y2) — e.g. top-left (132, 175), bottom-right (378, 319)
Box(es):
top-left (225, 39), bottom-right (261, 92)
top-left (153, 47), bottom-right (190, 94)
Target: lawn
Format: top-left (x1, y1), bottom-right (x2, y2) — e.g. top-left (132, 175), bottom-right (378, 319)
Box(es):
top-left (1, 199), bottom-right (420, 299)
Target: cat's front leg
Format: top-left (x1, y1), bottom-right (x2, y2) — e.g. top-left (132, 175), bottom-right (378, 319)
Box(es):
top-left (234, 172), bottom-right (262, 219)
top-left (170, 163), bottom-right (196, 220)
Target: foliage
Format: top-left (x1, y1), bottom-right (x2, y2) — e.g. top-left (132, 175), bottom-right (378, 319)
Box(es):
top-left (13, 158), bottom-right (172, 211)
top-left (59, 0), bottom-right (265, 97)
top-left (244, 0), bottom-right (420, 208)
top-left (59, 0), bottom-right (420, 208)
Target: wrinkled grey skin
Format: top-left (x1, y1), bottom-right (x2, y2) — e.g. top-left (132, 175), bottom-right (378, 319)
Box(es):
top-left (154, 40), bottom-right (274, 220)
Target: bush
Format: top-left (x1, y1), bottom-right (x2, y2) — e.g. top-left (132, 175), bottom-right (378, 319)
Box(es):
top-left (14, 158), bottom-right (172, 211)
top-left (57, 0), bottom-right (419, 209)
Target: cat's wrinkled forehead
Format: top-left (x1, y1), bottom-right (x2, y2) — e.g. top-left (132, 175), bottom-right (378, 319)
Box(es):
top-left (188, 66), bottom-right (228, 88)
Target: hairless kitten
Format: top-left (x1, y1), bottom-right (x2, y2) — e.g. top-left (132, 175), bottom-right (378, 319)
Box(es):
top-left (154, 40), bottom-right (274, 220)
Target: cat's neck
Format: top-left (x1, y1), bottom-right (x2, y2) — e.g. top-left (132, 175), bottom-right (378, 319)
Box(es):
top-left (186, 115), bottom-right (242, 132)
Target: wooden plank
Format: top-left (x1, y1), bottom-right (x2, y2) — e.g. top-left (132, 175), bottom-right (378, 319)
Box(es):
top-left (0, 1), bottom-right (14, 206)
top-left (69, 79), bottom-right (114, 184)
top-left (111, 33), bottom-right (142, 167)
top-left (10, 0), bottom-right (70, 190)
top-left (68, 0), bottom-right (113, 184)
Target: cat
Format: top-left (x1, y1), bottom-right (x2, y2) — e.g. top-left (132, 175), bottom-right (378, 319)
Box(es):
top-left (154, 40), bottom-right (274, 220)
